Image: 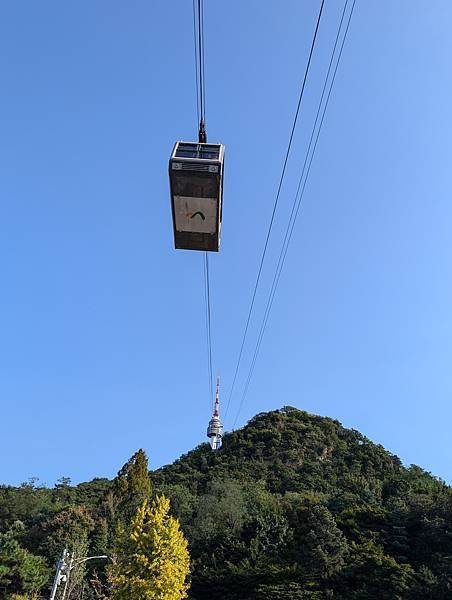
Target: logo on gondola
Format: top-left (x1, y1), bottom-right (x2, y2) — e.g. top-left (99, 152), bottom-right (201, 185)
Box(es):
top-left (186, 211), bottom-right (206, 221)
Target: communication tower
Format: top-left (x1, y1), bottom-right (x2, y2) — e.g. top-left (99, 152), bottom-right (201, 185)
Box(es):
top-left (207, 377), bottom-right (223, 450)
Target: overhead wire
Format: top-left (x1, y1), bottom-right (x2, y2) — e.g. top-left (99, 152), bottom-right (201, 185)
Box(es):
top-left (224, 0), bottom-right (326, 421)
top-left (232, 0), bottom-right (357, 428)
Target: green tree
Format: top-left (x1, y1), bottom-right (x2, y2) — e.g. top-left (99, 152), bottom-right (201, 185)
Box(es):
top-left (110, 496), bottom-right (189, 600)
top-left (336, 540), bottom-right (414, 599)
top-left (37, 505), bottom-right (94, 564)
top-left (0, 527), bottom-right (50, 597)
top-left (36, 506), bottom-right (94, 599)
top-left (193, 479), bottom-right (246, 539)
top-left (294, 505), bottom-right (348, 580)
top-left (111, 450), bottom-right (152, 525)
top-left (256, 583), bottom-right (323, 600)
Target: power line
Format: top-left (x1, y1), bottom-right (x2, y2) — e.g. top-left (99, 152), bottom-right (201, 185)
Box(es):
top-left (232, 0), bottom-right (357, 428)
top-left (224, 0), bottom-right (326, 421)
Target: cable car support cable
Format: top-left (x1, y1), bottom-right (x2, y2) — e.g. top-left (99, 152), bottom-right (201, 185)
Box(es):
top-left (194, 0), bottom-right (214, 407)
top-left (232, 0), bottom-right (357, 428)
top-left (170, 0), bottom-right (222, 430)
top-left (224, 0), bottom-right (326, 422)
top-left (192, 0), bottom-right (200, 125)
top-left (195, 0), bottom-right (207, 142)
top-left (204, 252), bottom-right (214, 409)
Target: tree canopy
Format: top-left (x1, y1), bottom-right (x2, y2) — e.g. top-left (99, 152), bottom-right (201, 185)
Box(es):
top-left (110, 496), bottom-right (189, 600)
top-left (1, 408), bottom-right (451, 599)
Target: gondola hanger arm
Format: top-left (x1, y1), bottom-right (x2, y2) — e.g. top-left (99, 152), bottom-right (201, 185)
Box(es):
top-left (198, 119), bottom-right (207, 143)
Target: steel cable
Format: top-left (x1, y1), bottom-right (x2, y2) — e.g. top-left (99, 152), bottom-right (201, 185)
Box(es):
top-left (224, 0), bottom-right (326, 421)
top-left (232, 0), bottom-right (357, 428)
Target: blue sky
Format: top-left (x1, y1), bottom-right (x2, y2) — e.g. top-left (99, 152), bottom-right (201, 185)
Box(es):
top-left (1, 1), bottom-right (451, 486)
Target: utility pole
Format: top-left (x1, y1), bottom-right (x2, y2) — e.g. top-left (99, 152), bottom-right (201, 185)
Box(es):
top-left (49, 549), bottom-right (108, 600)
top-left (60, 551), bottom-right (74, 600)
top-left (49, 548), bottom-right (69, 600)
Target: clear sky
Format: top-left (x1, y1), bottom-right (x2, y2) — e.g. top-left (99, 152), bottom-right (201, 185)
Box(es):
top-left (1, 1), bottom-right (451, 486)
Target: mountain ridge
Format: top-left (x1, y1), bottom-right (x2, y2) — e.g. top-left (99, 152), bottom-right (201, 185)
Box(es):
top-left (154, 406), bottom-right (443, 500)
top-left (1, 406), bottom-right (451, 599)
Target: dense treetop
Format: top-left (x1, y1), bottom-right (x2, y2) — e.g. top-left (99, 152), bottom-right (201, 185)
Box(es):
top-left (1, 407), bottom-right (451, 599)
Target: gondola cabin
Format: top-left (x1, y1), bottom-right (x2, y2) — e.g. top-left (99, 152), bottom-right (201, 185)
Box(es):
top-left (169, 141), bottom-right (225, 251)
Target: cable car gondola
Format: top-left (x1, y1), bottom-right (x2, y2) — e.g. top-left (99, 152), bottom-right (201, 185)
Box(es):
top-left (169, 140), bottom-right (225, 252)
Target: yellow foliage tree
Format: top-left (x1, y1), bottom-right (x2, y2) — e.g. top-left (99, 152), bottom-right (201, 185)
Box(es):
top-left (110, 496), bottom-right (190, 600)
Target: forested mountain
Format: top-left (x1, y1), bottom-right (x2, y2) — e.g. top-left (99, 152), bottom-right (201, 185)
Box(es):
top-left (1, 407), bottom-right (451, 599)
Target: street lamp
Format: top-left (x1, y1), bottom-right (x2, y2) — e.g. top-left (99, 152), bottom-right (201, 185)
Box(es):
top-left (49, 549), bottom-right (109, 600)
